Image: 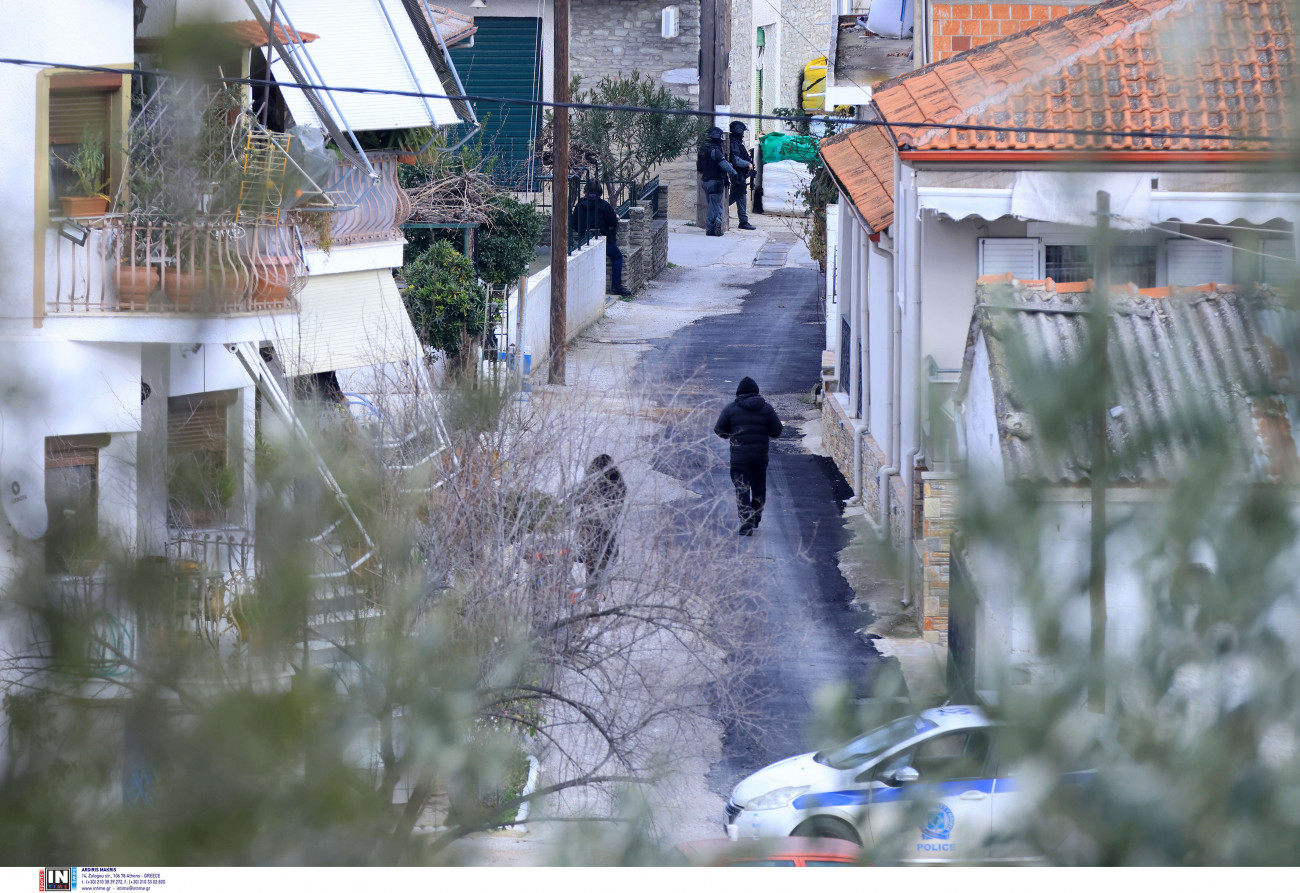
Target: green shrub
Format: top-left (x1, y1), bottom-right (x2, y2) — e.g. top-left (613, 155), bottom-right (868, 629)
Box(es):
top-left (402, 241), bottom-right (492, 359)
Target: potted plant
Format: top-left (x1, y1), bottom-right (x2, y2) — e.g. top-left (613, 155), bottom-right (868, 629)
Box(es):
top-left (167, 455), bottom-right (236, 528)
top-left (62, 532), bottom-right (108, 577)
top-left (58, 127), bottom-right (110, 217)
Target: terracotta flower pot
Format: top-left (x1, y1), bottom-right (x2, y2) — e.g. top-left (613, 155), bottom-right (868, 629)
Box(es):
top-left (159, 269), bottom-right (207, 310)
top-left (115, 264), bottom-right (160, 309)
top-left (251, 256), bottom-right (295, 308)
top-left (59, 195), bottom-right (109, 217)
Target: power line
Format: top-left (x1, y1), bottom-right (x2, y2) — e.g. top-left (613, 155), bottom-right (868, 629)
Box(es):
top-left (1, 55), bottom-right (1294, 147)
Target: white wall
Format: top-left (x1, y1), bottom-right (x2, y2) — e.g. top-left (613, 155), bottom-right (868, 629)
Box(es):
top-left (508, 237), bottom-right (610, 366)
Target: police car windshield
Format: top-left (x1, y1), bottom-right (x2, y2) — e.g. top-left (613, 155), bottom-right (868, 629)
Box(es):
top-left (814, 715), bottom-right (938, 770)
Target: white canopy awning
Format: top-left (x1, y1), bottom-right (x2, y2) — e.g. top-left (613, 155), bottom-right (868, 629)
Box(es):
top-left (266, 0), bottom-right (460, 132)
top-left (918, 179), bottom-right (1300, 228)
top-left (270, 270), bottom-right (423, 376)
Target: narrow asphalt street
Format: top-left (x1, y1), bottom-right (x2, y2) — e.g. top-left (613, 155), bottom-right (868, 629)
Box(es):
top-left (455, 218), bottom-right (901, 863)
top-left (636, 244), bottom-right (899, 804)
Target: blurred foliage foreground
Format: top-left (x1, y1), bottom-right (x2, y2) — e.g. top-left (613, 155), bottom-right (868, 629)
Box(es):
top-left (0, 378), bottom-right (735, 866)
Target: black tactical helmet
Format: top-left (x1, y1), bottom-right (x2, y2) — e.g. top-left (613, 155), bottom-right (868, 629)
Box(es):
top-left (707, 126), bottom-right (724, 140)
top-left (729, 120), bottom-right (747, 134)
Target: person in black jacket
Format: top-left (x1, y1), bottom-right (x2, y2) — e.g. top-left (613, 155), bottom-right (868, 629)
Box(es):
top-left (727, 121), bottom-right (757, 231)
top-left (713, 376), bottom-right (783, 535)
top-left (571, 183), bottom-right (631, 296)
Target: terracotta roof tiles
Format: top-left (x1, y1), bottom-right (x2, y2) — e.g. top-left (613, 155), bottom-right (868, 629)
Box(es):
top-left (820, 124), bottom-right (896, 233)
top-left (873, 0), bottom-right (1294, 152)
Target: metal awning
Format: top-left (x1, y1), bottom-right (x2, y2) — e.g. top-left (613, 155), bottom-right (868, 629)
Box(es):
top-left (263, 0), bottom-right (461, 133)
top-left (918, 179), bottom-right (1300, 228)
top-left (269, 270), bottom-right (423, 376)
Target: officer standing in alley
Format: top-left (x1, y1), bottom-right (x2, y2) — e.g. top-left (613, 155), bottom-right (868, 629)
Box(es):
top-left (727, 121), bottom-right (757, 231)
top-left (697, 127), bottom-right (738, 237)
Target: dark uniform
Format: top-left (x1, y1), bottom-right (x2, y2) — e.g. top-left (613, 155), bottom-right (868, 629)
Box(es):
top-left (571, 186), bottom-right (630, 295)
top-left (698, 127), bottom-right (738, 237)
top-left (713, 376), bottom-right (783, 535)
top-left (727, 121), bottom-right (756, 230)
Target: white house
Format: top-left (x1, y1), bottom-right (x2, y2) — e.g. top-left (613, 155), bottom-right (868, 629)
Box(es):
top-left (951, 279), bottom-right (1300, 697)
top-left (0, 1), bottom-right (470, 679)
top-left (816, 0), bottom-right (1300, 644)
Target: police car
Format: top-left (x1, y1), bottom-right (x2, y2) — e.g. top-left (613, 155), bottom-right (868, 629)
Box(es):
top-left (724, 705), bottom-right (1082, 863)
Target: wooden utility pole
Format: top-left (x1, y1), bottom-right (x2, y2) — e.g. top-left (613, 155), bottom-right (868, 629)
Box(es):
top-left (549, 0), bottom-right (570, 384)
top-left (696, 0), bottom-right (732, 230)
top-left (1088, 190), bottom-right (1110, 713)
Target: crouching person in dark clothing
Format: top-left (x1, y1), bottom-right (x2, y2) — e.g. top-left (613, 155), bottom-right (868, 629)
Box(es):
top-left (573, 454), bottom-right (627, 594)
top-left (570, 183), bottom-right (631, 296)
top-left (713, 377), bottom-right (782, 535)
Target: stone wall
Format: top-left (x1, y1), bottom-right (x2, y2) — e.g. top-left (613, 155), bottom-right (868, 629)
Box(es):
top-left (571, 0), bottom-right (702, 220)
top-left (822, 392), bottom-right (949, 643)
top-left (605, 202), bottom-right (663, 293)
top-left (921, 472), bottom-right (957, 646)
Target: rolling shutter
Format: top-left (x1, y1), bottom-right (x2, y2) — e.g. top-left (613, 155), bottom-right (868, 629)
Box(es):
top-left (978, 238), bottom-right (1043, 280)
top-left (1166, 239), bottom-right (1232, 287)
top-left (168, 392), bottom-right (236, 455)
top-left (1260, 239), bottom-right (1297, 287)
top-left (449, 17), bottom-right (543, 183)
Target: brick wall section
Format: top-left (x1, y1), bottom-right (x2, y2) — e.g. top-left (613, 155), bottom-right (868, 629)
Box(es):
top-left (931, 3), bottom-right (1081, 60)
top-left (921, 472), bottom-right (957, 646)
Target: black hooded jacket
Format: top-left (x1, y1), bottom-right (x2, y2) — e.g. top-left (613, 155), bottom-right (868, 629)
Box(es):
top-left (571, 193), bottom-right (619, 240)
top-left (714, 377), bottom-right (782, 463)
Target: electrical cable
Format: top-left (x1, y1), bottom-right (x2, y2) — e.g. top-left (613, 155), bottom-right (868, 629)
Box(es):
top-left (2, 56), bottom-right (1293, 147)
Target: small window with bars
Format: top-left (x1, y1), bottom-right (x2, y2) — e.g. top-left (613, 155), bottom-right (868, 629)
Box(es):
top-left (1045, 244), bottom-right (1157, 288)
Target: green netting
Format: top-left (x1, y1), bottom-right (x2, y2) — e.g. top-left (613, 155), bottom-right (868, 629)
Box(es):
top-left (760, 132), bottom-right (820, 164)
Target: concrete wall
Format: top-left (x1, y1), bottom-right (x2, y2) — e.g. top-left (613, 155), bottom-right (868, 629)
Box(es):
top-left (509, 236), bottom-right (610, 365)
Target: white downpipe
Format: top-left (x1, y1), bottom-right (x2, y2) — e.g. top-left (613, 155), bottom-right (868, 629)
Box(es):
top-left (902, 166), bottom-right (924, 610)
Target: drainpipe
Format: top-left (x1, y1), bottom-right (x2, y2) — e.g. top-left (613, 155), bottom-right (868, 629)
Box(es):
top-left (879, 245), bottom-right (900, 535)
top-left (901, 165), bottom-right (924, 610)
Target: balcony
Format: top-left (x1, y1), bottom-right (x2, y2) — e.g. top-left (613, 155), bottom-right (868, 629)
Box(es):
top-left (305, 153), bottom-right (413, 250)
top-left (46, 216), bottom-right (306, 316)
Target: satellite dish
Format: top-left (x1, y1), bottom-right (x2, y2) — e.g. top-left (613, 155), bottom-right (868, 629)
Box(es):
top-left (2, 465), bottom-right (48, 540)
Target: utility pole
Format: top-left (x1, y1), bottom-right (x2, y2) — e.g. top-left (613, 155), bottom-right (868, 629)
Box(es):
top-left (1088, 190), bottom-right (1110, 713)
top-left (696, 0), bottom-right (732, 230)
top-left (549, 0), bottom-right (570, 385)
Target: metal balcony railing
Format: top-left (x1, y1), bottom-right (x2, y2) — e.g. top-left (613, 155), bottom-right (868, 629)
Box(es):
top-left (46, 216), bottom-right (306, 315)
top-left (306, 154), bottom-right (413, 249)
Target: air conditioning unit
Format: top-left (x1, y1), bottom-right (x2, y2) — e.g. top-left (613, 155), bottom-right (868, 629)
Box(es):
top-left (662, 6), bottom-right (680, 39)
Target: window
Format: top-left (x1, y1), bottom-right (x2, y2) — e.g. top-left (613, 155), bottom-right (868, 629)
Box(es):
top-left (45, 436), bottom-right (108, 574)
top-left (978, 238), bottom-right (1043, 280)
top-left (1044, 244), bottom-right (1157, 287)
top-left (47, 73), bottom-right (121, 212)
top-left (910, 730), bottom-right (992, 782)
top-left (1166, 239), bottom-right (1232, 287)
top-left (167, 391), bottom-right (238, 526)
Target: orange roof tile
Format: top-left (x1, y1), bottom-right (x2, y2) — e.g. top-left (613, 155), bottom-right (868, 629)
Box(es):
top-left (226, 20), bottom-right (319, 47)
top-left (873, 0), bottom-right (1295, 153)
top-left (422, 5), bottom-right (478, 48)
top-left (820, 123), bottom-right (896, 232)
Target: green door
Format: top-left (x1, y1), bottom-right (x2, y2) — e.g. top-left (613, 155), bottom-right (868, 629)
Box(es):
top-left (449, 17), bottom-right (542, 186)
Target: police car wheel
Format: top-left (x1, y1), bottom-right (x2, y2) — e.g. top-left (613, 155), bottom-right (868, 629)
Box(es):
top-left (791, 816), bottom-right (861, 846)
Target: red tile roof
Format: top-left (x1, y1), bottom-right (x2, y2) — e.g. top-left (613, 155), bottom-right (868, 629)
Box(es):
top-left (873, 0), bottom-right (1295, 152)
top-left (226, 20), bottom-right (319, 47)
top-left (820, 123), bottom-right (896, 232)
top-left (421, 5), bottom-right (478, 48)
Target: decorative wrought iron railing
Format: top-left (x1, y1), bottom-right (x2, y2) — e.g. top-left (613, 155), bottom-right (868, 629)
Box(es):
top-left (305, 154), bottom-right (413, 248)
top-left (46, 216), bottom-right (306, 315)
